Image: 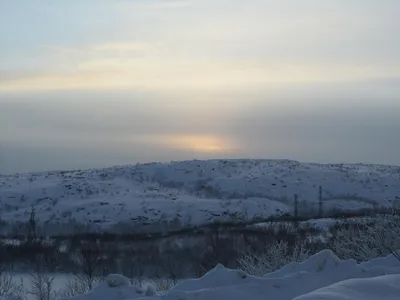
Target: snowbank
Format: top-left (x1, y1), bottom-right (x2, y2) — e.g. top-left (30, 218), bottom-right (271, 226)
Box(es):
top-left (264, 249), bottom-right (400, 280)
top-left (293, 274), bottom-right (400, 300)
top-left (60, 250), bottom-right (400, 300)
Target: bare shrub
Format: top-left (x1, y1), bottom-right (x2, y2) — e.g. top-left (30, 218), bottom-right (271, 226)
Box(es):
top-left (148, 278), bottom-right (177, 291)
top-left (332, 213), bottom-right (400, 261)
top-left (0, 271), bottom-right (24, 300)
top-left (58, 243), bottom-right (105, 298)
top-left (238, 240), bottom-right (311, 275)
top-left (28, 254), bottom-right (59, 300)
top-left (119, 249), bottom-right (146, 285)
top-left (28, 273), bottom-right (58, 300)
top-left (0, 244), bottom-right (23, 300)
top-left (57, 277), bottom-right (89, 298)
top-left (72, 244), bottom-right (104, 291)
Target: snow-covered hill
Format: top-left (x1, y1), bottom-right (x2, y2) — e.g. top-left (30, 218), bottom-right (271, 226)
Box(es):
top-left (61, 250), bottom-right (400, 300)
top-left (0, 159), bottom-right (399, 232)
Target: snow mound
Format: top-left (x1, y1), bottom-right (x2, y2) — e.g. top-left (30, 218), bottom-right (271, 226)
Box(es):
top-left (171, 263), bottom-right (251, 291)
top-left (152, 250), bottom-right (400, 299)
top-left (293, 274), bottom-right (400, 300)
top-left (135, 283), bottom-right (157, 297)
top-left (359, 252), bottom-right (400, 270)
top-left (61, 250), bottom-right (400, 300)
top-left (106, 274), bottom-right (131, 288)
top-left (264, 249), bottom-right (345, 277)
top-left (264, 249), bottom-right (400, 280)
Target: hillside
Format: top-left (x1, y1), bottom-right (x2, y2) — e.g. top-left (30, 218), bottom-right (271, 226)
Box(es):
top-left (0, 159), bottom-right (399, 234)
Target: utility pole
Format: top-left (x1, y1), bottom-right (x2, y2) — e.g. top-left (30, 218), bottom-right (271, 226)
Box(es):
top-left (294, 194), bottom-right (299, 228)
top-left (318, 186), bottom-right (323, 218)
top-left (28, 206), bottom-right (37, 244)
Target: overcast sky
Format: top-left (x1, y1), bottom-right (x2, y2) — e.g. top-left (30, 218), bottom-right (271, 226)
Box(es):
top-left (1, 0), bottom-right (400, 173)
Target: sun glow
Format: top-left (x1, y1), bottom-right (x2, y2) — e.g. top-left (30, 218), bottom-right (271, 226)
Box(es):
top-left (165, 135), bottom-right (230, 153)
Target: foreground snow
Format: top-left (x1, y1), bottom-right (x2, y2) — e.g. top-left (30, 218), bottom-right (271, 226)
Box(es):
top-left (62, 250), bottom-right (400, 300)
top-left (294, 275), bottom-right (400, 300)
top-left (1, 159), bottom-right (399, 234)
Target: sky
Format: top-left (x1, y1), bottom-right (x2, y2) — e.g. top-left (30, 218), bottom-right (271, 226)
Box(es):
top-left (1, 0), bottom-right (400, 173)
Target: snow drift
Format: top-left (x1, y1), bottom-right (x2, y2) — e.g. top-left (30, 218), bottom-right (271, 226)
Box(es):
top-left (293, 275), bottom-right (400, 300)
top-left (61, 250), bottom-right (400, 300)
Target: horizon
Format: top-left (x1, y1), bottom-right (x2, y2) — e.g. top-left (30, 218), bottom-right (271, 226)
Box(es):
top-left (1, 0), bottom-right (400, 173)
top-left (2, 157), bottom-right (400, 176)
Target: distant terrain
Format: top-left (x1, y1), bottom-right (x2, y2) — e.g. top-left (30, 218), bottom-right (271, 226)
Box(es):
top-left (1, 159), bottom-right (399, 235)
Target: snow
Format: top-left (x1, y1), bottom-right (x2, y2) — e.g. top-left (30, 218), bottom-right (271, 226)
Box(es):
top-left (59, 281), bottom-right (143, 300)
top-left (293, 275), bottom-right (400, 300)
top-left (60, 250), bottom-right (400, 300)
top-left (106, 274), bottom-right (131, 288)
top-left (1, 159), bottom-right (399, 234)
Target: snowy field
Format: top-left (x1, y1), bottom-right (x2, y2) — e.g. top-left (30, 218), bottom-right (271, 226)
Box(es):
top-left (1, 159), bottom-right (399, 234)
top-left (46, 250), bottom-right (400, 300)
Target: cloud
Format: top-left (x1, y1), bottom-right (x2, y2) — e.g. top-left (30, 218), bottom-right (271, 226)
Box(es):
top-left (2, 0), bottom-right (399, 94)
top-left (90, 42), bottom-right (157, 53)
top-left (38, 41), bottom-right (161, 64)
top-left (1, 58), bottom-right (399, 93)
top-left (142, 0), bottom-right (193, 9)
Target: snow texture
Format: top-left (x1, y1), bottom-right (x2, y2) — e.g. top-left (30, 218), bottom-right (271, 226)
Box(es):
top-left (60, 250), bottom-right (400, 300)
top-left (1, 159), bottom-right (399, 234)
